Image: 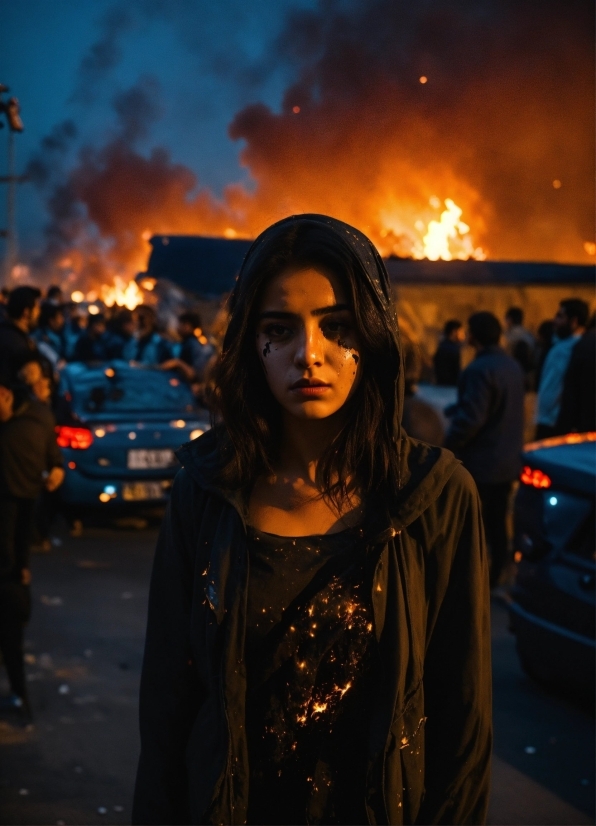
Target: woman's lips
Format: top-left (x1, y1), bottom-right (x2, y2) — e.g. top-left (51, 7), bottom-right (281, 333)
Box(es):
top-left (290, 379), bottom-right (331, 397)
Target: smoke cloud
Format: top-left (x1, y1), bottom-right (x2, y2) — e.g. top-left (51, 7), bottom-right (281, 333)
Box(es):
top-left (31, 0), bottom-right (595, 286)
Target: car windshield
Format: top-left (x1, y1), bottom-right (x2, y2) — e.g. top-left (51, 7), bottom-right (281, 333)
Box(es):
top-left (64, 365), bottom-right (196, 414)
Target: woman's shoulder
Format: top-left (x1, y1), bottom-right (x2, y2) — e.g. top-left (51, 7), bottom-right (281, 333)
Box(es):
top-left (441, 460), bottom-right (479, 500)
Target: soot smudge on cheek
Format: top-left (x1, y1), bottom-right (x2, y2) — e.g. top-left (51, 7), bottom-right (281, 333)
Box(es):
top-left (263, 341), bottom-right (271, 357)
top-left (352, 353), bottom-right (359, 364)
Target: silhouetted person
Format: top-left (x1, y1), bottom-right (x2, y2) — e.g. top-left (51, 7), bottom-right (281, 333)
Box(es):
top-left (107, 308), bottom-right (138, 360)
top-left (444, 312), bottom-right (524, 587)
top-left (0, 380), bottom-right (64, 720)
top-left (534, 319), bottom-right (554, 389)
top-left (555, 314), bottom-right (596, 435)
top-left (161, 311), bottom-right (215, 385)
top-left (0, 287), bottom-right (41, 381)
top-left (33, 302), bottom-right (66, 368)
top-left (73, 313), bottom-right (110, 361)
top-left (45, 285), bottom-right (63, 306)
top-left (504, 307), bottom-right (535, 387)
top-left (134, 306), bottom-right (172, 365)
top-left (433, 319), bottom-right (464, 386)
top-left (535, 298), bottom-right (589, 440)
top-left (63, 302), bottom-right (86, 361)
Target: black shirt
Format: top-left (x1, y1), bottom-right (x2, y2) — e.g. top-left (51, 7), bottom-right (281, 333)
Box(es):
top-left (245, 527), bottom-right (378, 825)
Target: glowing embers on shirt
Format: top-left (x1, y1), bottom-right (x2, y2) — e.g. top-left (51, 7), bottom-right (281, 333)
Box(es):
top-left (252, 554), bottom-right (376, 766)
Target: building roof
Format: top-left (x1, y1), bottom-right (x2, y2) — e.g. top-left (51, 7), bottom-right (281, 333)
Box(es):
top-left (142, 234), bottom-right (594, 296)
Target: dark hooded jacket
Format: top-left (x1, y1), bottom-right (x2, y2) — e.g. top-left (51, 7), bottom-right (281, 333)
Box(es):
top-left (133, 215), bottom-right (492, 826)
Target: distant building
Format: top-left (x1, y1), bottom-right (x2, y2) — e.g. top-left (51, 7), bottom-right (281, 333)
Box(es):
top-left (138, 234), bottom-right (594, 365)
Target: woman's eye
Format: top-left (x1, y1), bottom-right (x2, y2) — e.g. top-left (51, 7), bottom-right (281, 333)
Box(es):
top-left (263, 324), bottom-right (292, 339)
top-left (322, 320), bottom-right (350, 337)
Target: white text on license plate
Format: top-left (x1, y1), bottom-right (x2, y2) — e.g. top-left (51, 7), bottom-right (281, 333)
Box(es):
top-left (122, 482), bottom-right (166, 501)
top-left (127, 449), bottom-right (175, 469)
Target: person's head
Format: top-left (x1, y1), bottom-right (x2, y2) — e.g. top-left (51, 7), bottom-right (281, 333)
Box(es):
top-left (553, 298), bottom-right (589, 339)
top-left (6, 286), bottom-right (42, 331)
top-left (212, 215), bottom-right (402, 504)
top-left (505, 307), bottom-right (523, 330)
top-left (16, 358), bottom-right (52, 404)
top-left (443, 319), bottom-right (464, 343)
top-left (39, 302), bottom-right (65, 332)
top-left (178, 311), bottom-right (202, 340)
top-left (135, 305), bottom-right (157, 335)
top-left (537, 319), bottom-right (554, 347)
top-left (46, 285), bottom-right (63, 304)
top-left (87, 313), bottom-right (107, 338)
top-left (467, 311), bottom-right (502, 350)
top-left (113, 308), bottom-right (135, 338)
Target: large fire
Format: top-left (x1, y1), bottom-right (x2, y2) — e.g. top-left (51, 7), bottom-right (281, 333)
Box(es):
top-left (23, 0), bottom-right (592, 297)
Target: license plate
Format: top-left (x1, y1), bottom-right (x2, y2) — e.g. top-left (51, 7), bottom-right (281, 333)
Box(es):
top-left (122, 482), bottom-right (166, 501)
top-left (127, 449), bottom-right (176, 469)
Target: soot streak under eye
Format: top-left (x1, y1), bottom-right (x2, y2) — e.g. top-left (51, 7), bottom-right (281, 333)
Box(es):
top-left (263, 341), bottom-right (271, 357)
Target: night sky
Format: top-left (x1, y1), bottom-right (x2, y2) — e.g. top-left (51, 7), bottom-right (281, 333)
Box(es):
top-left (1, 0), bottom-right (313, 251)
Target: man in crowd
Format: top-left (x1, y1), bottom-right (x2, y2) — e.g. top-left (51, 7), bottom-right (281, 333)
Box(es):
top-left (107, 308), bottom-right (138, 360)
top-left (45, 285), bottom-right (63, 306)
top-left (555, 314), bottom-right (595, 435)
top-left (17, 356), bottom-right (53, 404)
top-left (161, 311), bottom-right (214, 385)
top-left (504, 307), bottom-right (535, 387)
top-left (433, 319), bottom-right (464, 386)
top-left (134, 305), bottom-right (171, 365)
top-left (0, 378), bottom-right (64, 720)
top-left (33, 302), bottom-right (66, 369)
top-left (444, 311), bottom-right (524, 588)
top-left (535, 298), bottom-right (589, 440)
top-left (63, 302), bottom-right (86, 360)
top-left (0, 286), bottom-right (41, 380)
top-left (73, 313), bottom-right (109, 362)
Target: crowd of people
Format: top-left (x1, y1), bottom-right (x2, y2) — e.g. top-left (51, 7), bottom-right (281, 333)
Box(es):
top-left (0, 283), bottom-right (215, 722)
top-left (427, 298), bottom-right (594, 589)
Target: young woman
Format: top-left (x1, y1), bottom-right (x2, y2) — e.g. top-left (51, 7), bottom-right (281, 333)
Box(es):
top-left (132, 215), bottom-right (492, 826)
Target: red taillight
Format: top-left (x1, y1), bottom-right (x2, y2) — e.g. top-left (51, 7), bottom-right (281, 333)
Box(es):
top-left (55, 426), bottom-right (94, 450)
top-left (520, 465), bottom-right (551, 489)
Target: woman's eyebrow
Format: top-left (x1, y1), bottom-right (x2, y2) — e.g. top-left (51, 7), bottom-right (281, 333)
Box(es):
top-left (311, 303), bottom-right (350, 316)
top-left (258, 304), bottom-right (350, 320)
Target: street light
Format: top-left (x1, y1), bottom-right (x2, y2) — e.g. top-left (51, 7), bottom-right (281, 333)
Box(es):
top-left (0, 83), bottom-right (25, 283)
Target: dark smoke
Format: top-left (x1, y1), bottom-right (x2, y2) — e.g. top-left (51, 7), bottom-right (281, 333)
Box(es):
top-left (71, 6), bottom-right (134, 104)
top-left (32, 0), bottom-right (595, 282)
top-left (228, 0), bottom-right (594, 261)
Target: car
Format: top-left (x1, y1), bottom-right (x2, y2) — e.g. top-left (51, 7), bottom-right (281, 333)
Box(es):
top-left (55, 361), bottom-right (210, 510)
top-left (508, 432), bottom-right (595, 703)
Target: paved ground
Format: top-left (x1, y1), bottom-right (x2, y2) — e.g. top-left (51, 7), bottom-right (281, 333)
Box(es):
top-left (0, 524), bottom-right (594, 826)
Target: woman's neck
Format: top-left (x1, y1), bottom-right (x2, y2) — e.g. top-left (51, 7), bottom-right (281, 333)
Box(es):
top-left (278, 411), bottom-right (344, 484)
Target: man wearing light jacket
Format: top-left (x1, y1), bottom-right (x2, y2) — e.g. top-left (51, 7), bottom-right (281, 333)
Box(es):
top-left (535, 298), bottom-right (589, 440)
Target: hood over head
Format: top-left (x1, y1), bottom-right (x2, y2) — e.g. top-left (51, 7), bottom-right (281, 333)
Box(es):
top-left (178, 213), bottom-right (459, 533)
top-left (226, 213), bottom-right (405, 444)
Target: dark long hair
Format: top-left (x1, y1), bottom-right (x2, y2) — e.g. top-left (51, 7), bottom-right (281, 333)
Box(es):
top-left (210, 219), bottom-right (402, 508)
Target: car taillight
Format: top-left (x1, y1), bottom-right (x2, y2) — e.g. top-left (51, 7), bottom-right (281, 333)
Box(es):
top-left (55, 426), bottom-right (94, 449)
top-left (520, 465), bottom-right (551, 489)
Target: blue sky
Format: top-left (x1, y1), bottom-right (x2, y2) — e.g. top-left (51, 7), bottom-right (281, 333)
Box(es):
top-left (1, 0), bottom-right (313, 252)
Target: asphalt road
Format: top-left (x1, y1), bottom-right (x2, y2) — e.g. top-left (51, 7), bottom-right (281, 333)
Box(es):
top-left (0, 523), bottom-right (594, 826)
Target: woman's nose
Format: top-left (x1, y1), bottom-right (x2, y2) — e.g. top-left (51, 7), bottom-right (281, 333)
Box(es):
top-left (294, 326), bottom-right (324, 368)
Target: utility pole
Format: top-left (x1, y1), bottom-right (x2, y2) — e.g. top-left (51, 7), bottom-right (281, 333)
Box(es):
top-left (0, 84), bottom-right (25, 284)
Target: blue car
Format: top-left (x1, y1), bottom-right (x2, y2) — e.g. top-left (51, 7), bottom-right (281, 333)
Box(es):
top-left (509, 433), bottom-right (595, 703)
top-left (55, 362), bottom-right (210, 509)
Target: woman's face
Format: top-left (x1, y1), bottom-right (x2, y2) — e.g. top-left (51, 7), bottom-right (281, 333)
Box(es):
top-left (255, 266), bottom-right (362, 420)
